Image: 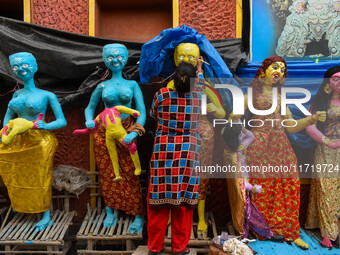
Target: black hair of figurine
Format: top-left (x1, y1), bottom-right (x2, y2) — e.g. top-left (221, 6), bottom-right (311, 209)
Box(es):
top-left (310, 66), bottom-right (340, 132)
top-left (173, 62), bottom-right (196, 95)
top-left (221, 122), bottom-right (242, 152)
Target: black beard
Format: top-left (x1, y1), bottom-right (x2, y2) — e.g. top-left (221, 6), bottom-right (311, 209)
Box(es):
top-left (174, 62), bottom-right (196, 93)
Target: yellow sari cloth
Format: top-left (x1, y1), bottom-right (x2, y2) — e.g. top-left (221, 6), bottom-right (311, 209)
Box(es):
top-left (0, 129), bottom-right (57, 213)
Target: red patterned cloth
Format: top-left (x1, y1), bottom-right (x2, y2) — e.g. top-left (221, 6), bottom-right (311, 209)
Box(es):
top-left (94, 117), bottom-right (143, 215)
top-left (246, 94), bottom-right (300, 241)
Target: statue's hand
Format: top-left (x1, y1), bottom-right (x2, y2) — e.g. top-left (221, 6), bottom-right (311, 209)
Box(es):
top-left (196, 56), bottom-right (204, 70)
top-left (252, 184), bottom-right (262, 194)
top-left (124, 132), bottom-right (137, 144)
top-left (207, 103), bottom-right (217, 115)
top-left (36, 120), bottom-right (46, 130)
top-left (245, 182), bottom-right (253, 191)
top-left (85, 120), bottom-right (95, 129)
top-left (327, 141), bottom-right (340, 150)
top-left (313, 111), bottom-right (327, 123)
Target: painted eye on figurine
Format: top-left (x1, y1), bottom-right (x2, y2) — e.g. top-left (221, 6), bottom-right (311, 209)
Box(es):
top-left (179, 56), bottom-right (184, 61)
top-left (273, 65), bottom-right (279, 70)
top-left (189, 56), bottom-right (194, 62)
top-left (22, 64), bottom-right (28, 68)
top-left (281, 67), bottom-right (285, 73)
top-left (117, 56), bottom-right (123, 61)
top-left (107, 57), bottom-right (113, 62)
top-left (333, 77), bottom-right (339, 82)
top-left (12, 66), bottom-right (19, 71)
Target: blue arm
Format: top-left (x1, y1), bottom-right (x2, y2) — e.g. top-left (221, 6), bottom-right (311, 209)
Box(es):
top-left (133, 82), bottom-right (146, 127)
top-left (36, 93), bottom-right (67, 130)
top-left (124, 82), bottom-right (146, 144)
top-left (85, 85), bottom-right (103, 128)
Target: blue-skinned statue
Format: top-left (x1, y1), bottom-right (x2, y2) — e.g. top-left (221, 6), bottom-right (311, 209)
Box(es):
top-left (85, 44), bottom-right (146, 233)
top-left (0, 52), bottom-right (67, 231)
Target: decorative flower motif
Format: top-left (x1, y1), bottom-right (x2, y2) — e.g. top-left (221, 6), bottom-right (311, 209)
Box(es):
top-left (294, 1), bottom-right (306, 13)
top-left (334, 1), bottom-right (340, 11)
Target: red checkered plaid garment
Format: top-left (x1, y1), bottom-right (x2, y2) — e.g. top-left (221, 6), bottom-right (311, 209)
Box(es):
top-left (149, 87), bottom-right (202, 209)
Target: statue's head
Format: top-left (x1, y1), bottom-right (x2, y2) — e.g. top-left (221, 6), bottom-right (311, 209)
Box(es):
top-left (9, 52), bottom-right (38, 81)
top-left (103, 44), bottom-right (128, 71)
top-left (174, 43), bottom-right (200, 67)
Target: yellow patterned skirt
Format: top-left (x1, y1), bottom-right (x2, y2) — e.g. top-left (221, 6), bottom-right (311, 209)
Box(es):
top-left (0, 129), bottom-right (57, 213)
top-left (306, 142), bottom-right (340, 241)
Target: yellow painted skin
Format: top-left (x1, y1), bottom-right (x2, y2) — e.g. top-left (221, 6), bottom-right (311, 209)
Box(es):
top-left (95, 106), bottom-right (142, 182)
top-left (0, 118), bottom-right (34, 145)
top-left (167, 43), bottom-right (226, 234)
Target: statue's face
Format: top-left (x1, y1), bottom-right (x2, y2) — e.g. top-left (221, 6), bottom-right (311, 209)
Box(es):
top-left (103, 44), bottom-right (128, 71)
top-left (9, 52), bottom-right (37, 81)
top-left (330, 71), bottom-right (340, 94)
top-left (263, 61), bottom-right (286, 84)
top-left (174, 43), bottom-right (200, 67)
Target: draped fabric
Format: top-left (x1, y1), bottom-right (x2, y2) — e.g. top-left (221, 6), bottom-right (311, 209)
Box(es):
top-left (0, 129), bottom-right (57, 213)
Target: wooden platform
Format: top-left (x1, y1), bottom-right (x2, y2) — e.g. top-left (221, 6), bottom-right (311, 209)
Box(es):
top-left (0, 209), bottom-right (75, 254)
top-left (133, 246), bottom-right (197, 255)
top-left (164, 212), bottom-right (217, 254)
top-left (77, 208), bottom-right (143, 255)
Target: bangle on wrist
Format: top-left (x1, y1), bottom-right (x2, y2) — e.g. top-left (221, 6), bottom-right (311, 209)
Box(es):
top-left (196, 69), bottom-right (203, 75)
top-left (310, 115), bottom-right (317, 124)
top-left (321, 136), bottom-right (331, 145)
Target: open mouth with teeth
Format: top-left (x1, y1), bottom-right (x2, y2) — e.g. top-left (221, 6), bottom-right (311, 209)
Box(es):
top-left (20, 71), bottom-right (27, 75)
top-left (272, 73), bottom-right (281, 82)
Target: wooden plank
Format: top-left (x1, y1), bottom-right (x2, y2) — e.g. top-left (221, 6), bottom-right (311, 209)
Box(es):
top-left (0, 213), bottom-right (24, 239)
top-left (0, 206), bottom-right (10, 233)
top-left (0, 240), bottom-right (63, 246)
top-left (107, 219), bottom-right (118, 236)
top-left (51, 212), bottom-right (70, 240)
top-left (89, 215), bottom-right (100, 234)
top-left (13, 214), bottom-right (34, 239)
top-left (61, 241), bottom-right (71, 255)
top-left (78, 250), bottom-right (133, 254)
top-left (209, 212), bottom-right (218, 238)
top-left (122, 217), bottom-right (130, 236)
top-left (99, 225), bottom-right (107, 236)
top-left (93, 210), bottom-right (105, 236)
top-left (76, 235), bottom-right (142, 241)
top-left (84, 209), bottom-right (97, 236)
top-left (17, 215), bottom-right (36, 239)
top-left (0, 251), bottom-right (63, 254)
top-left (7, 214), bottom-right (30, 239)
top-left (116, 217), bottom-right (123, 236)
top-left (56, 211), bottom-right (76, 241)
top-left (78, 208), bottom-right (92, 236)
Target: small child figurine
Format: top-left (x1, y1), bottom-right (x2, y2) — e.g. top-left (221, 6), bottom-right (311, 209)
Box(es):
top-left (74, 106), bottom-right (142, 182)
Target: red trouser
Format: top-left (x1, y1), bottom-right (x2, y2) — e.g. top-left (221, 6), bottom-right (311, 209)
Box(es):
top-left (147, 196), bottom-right (193, 253)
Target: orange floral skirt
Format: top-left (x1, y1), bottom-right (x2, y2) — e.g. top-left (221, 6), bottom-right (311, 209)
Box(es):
top-left (246, 130), bottom-right (300, 240)
top-left (94, 117), bottom-right (143, 215)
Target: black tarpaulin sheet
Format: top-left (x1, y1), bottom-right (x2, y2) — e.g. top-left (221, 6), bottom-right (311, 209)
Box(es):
top-left (0, 16), bottom-right (248, 119)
